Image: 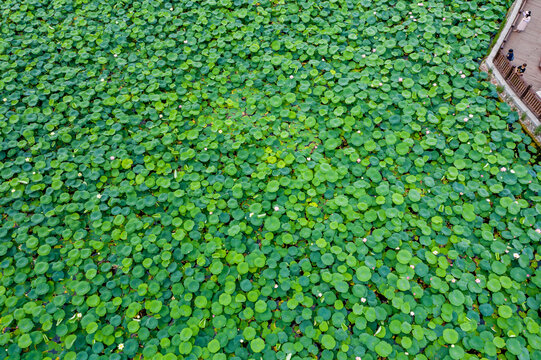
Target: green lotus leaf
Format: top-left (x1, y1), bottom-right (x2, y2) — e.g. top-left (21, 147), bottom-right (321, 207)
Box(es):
top-left (321, 334), bottom-right (336, 350)
top-left (443, 328), bottom-right (459, 344)
top-left (375, 341), bottom-right (393, 357)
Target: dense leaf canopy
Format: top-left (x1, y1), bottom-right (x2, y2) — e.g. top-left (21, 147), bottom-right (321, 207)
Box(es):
top-left (0, 0), bottom-right (540, 360)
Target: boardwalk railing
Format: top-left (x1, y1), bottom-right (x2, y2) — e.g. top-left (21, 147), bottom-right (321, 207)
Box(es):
top-left (493, 49), bottom-right (541, 118)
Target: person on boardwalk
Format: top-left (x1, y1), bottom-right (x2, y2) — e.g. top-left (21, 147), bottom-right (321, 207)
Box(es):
top-left (507, 49), bottom-right (514, 61)
top-left (516, 63), bottom-right (527, 76)
top-left (515, 11), bottom-right (531, 32)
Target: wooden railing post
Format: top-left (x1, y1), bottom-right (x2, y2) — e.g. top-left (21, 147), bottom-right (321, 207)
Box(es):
top-left (521, 85), bottom-right (532, 99)
top-left (505, 66), bottom-right (515, 80)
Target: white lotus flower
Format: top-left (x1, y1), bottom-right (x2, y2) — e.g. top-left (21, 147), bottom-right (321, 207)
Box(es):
top-left (97, 194), bottom-right (102, 199)
top-left (118, 343), bottom-right (124, 350)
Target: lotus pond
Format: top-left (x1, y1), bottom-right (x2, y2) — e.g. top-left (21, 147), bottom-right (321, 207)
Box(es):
top-left (0, 0), bottom-right (540, 359)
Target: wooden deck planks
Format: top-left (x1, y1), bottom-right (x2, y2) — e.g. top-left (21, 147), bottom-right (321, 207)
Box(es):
top-left (502, 0), bottom-right (541, 90)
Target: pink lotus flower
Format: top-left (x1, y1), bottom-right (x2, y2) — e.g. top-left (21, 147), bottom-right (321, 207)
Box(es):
top-left (475, 279), bottom-right (480, 284)
top-left (110, 156), bottom-right (115, 160)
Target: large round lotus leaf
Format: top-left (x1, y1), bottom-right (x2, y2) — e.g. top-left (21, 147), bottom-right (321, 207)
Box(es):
top-left (321, 334), bottom-right (336, 350)
top-left (375, 341), bottom-right (393, 357)
top-left (250, 338), bottom-right (265, 353)
top-left (443, 329), bottom-right (459, 344)
top-left (356, 266), bottom-right (372, 282)
top-left (0, 1), bottom-right (538, 359)
top-left (396, 250), bottom-right (412, 264)
top-left (264, 216), bottom-right (281, 232)
top-left (449, 290), bottom-right (466, 306)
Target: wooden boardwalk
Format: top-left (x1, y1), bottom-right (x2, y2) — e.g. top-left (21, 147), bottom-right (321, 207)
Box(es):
top-left (501, 0), bottom-right (541, 92)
